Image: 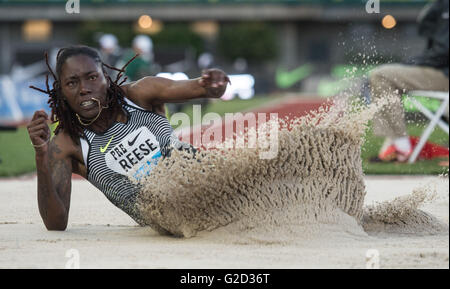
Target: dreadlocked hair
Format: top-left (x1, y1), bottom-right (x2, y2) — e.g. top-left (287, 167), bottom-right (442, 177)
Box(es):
top-left (30, 45), bottom-right (139, 144)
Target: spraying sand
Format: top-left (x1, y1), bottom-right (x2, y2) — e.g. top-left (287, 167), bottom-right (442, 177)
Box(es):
top-left (363, 182), bottom-right (448, 236)
top-left (135, 96), bottom-right (448, 244)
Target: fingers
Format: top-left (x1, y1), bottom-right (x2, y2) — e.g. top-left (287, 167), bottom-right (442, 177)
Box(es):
top-left (201, 70), bottom-right (211, 79)
top-left (29, 110), bottom-right (49, 128)
top-left (31, 110), bottom-right (48, 121)
top-left (29, 129), bottom-right (49, 141)
top-left (28, 122), bottom-right (50, 134)
top-left (28, 117), bottom-right (49, 128)
top-left (200, 69), bottom-right (229, 89)
top-left (198, 70), bottom-right (210, 87)
top-left (27, 110), bottom-right (50, 148)
top-left (29, 129), bottom-right (50, 144)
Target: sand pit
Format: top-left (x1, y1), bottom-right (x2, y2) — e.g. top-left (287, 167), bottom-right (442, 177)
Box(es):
top-left (0, 175), bottom-right (448, 268)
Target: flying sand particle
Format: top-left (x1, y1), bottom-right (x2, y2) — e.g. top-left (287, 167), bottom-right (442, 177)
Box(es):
top-left (133, 96), bottom-right (448, 240)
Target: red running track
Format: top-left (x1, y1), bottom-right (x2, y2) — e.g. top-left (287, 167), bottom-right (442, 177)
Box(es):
top-left (177, 97), bottom-right (328, 150)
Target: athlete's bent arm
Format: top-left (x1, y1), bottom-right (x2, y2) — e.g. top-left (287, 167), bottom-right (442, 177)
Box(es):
top-left (123, 69), bottom-right (229, 108)
top-left (28, 110), bottom-right (72, 231)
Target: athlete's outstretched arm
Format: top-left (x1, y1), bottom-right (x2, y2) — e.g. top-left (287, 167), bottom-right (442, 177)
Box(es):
top-left (123, 68), bottom-right (229, 108)
top-left (27, 110), bottom-right (72, 231)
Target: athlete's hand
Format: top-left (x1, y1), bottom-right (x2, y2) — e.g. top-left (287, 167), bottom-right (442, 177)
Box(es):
top-left (27, 110), bottom-right (51, 152)
top-left (198, 69), bottom-right (230, 98)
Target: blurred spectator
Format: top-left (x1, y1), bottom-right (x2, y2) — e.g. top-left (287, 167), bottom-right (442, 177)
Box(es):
top-left (118, 35), bottom-right (155, 81)
top-left (98, 34), bottom-right (122, 78)
top-left (197, 52), bottom-right (214, 70)
top-left (166, 52), bottom-right (216, 115)
top-left (233, 57), bottom-right (248, 73)
top-left (369, 0), bottom-right (449, 162)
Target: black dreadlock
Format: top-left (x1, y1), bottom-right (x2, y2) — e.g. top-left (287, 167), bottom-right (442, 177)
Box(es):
top-left (30, 45), bottom-right (139, 144)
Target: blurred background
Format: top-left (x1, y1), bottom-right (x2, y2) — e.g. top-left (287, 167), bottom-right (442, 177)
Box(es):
top-left (0, 0), bottom-right (448, 176)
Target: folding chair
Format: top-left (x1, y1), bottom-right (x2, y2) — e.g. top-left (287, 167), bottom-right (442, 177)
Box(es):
top-left (406, 90), bottom-right (449, 163)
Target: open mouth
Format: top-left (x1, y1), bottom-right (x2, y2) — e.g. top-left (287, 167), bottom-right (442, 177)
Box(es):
top-left (80, 98), bottom-right (103, 109)
top-left (80, 100), bottom-right (95, 107)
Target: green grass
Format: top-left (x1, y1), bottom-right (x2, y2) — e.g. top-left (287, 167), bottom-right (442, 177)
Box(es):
top-left (0, 127), bottom-right (37, 177)
top-left (362, 122), bottom-right (449, 175)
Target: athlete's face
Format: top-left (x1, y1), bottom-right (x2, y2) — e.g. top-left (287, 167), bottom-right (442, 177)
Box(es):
top-left (59, 54), bottom-right (108, 119)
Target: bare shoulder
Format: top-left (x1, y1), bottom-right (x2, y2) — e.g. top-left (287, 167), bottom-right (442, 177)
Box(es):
top-left (49, 131), bottom-right (80, 160)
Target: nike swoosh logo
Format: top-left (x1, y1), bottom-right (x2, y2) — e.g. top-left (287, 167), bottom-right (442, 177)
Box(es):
top-left (128, 131), bottom-right (142, 146)
top-left (276, 64), bottom-right (312, 89)
top-left (100, 135), bottom-right (114, 153)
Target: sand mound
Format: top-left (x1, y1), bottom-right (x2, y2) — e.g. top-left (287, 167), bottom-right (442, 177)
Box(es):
top-left (363, 182), bottom-right (449, 236)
